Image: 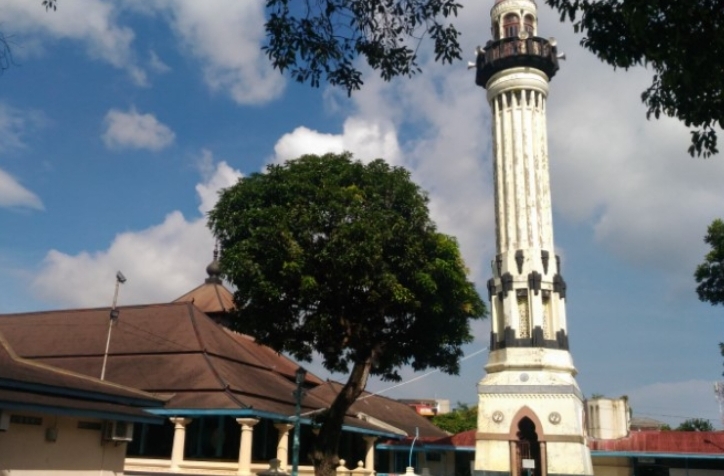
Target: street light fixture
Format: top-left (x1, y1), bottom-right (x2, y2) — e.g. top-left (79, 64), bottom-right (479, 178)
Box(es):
top-left (100, 271), bottom-right (126, 380)
top-left (291, 366), bottom-right (307, 476)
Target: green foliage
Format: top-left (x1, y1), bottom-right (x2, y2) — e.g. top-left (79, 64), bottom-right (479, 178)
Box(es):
top-left (659, 424), bottom-right (671, 431)
top-left (695, 219), bottom-right (724, 306)
top-left (545, 0), bottom-right (724, 157)
top-left (694, 219), bottom-right (724, 376)
top-left (675, 418), bottom-right (714, 432)
top-left (209, 152), bottom-right (485, 476)
top-left (431, 403), bottom-right (478, 434)
top-left (263, 0), bottom-right (463, 94)
top-left (209, 152), bottom-right (485, 379)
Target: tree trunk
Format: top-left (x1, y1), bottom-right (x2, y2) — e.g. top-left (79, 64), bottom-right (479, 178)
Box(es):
top-left (311, 358), bottom-right (372, 476)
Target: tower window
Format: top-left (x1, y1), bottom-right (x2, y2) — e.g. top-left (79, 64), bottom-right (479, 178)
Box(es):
top-left (517, 293), bottom-right (530, 338)
top-left (503, 14), bottom-right (520, 38)
top-left (542, 295), bottom-right (552, 340)
top-left (524, 15), bottom-right (535, 35)
top-left (492, 21), bottom-right (500, 40)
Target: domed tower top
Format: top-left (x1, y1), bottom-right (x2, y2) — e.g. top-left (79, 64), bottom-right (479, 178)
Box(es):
top-left (491, 0), bottom-right (538, 39)
top-left (174, 246), bottom-right (235, 326)
top-left (475, 0), bottom-right (559, 88)
top-left (205, 246), bottom-right (222, 284)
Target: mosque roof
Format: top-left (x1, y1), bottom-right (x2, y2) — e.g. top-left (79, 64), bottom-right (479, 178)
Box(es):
top-left (173, 281), bottom-right (235, 315)
top-left (0, 301), bottom-right (443, 437)
top-left (0, 331), bottom-right (164, 423)
top-left (173, 249), bottom-right (235, 315)
top-left (0, 302), bottom-right (327, 416)
top-left (307, 381), bottom-right (449, 439)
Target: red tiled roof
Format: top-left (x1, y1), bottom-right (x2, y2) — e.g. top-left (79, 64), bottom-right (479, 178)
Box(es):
top-left (431, 429), bottom-right (477, 447)
top-left (392, 428), bottom-right (724, 455)
top-left (589, 430), bottom-right (724, 455)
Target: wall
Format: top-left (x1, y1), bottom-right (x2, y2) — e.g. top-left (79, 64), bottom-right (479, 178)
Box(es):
top-left (0, 411), bottom-right (127, 476)
top-left (591, 456), bottom-right (630, 476)
top-left (586, 398), bottom-right (629, 440)
top-left (670, 470), bottom-right (722, 476)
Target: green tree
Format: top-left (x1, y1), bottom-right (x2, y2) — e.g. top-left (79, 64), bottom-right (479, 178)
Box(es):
top-left (695, 218), bottom-right (724, 375)
top-left (431, 403), bottom-right (478, 434)
top-left (696, 219), bottom-right (724, 306)
top-left (208, 152), bottom-right (485, 476)
top-left (546, 0), bottom-right (724, 158)
top-left (263, 0), bottom-right (463, 94)
top-left (675, 418), bottom-right (714, 432)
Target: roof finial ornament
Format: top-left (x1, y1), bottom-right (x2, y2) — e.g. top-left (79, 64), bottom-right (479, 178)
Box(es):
top-left (206, 243), bottom-right (222, 284)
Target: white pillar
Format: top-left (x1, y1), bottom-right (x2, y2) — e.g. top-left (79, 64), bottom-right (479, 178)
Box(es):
top-left (237, 418), bottom-right (260, 475)
top-left (275, 423), bottom-right (293, 470)
top-left (170, 417), bottom-right (192, 471)
top-left (363, 436), bottom-right (377, 473)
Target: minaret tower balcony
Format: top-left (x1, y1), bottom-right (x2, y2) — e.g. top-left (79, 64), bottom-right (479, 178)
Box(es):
top-left (475, 36), bottom-right (560, 88)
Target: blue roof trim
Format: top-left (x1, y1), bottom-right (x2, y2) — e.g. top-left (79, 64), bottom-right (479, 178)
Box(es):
top-left (0, 378), bottom-right (163, 408)
top-left (376, 444), bottom-right (473, 453)
top-left (147, 408), bottom-right (284, 419)
top-left (339, 424), bottom-right (400, 439)
top-left (592, 451), bottom-right (724, 460)
top-left (0, 399), bottom-right (163, 424)
top-left (146, 408), bottom-right (401, 438)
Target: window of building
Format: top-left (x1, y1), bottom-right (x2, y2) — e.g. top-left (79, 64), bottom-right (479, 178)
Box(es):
top-left (128, 420), bottom-right (174, 458)
top-left (503, 14), bottom-right (520, 38)
top-left (524, 15), bottom-right (535, 35)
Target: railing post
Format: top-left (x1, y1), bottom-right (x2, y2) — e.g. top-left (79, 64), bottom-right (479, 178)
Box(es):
top-left (275, 423), bottom-right (294, 470)
top-left (169, 417), bottom-right (192, 471)
top-left (236, 418), bottom-right (260, 476)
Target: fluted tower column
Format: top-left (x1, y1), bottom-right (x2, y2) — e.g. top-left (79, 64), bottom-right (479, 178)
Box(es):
top-left (474, 2), bottom-right (593, 476)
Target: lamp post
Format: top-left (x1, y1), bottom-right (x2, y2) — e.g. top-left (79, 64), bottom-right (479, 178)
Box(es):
top-left (100, 271), bottom-right (126, 380)
top-left (291, 366), bottom-right (307, 476)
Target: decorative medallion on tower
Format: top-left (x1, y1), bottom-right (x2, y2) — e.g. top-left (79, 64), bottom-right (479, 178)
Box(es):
top-left (473, 2), bottom-right (593, 476)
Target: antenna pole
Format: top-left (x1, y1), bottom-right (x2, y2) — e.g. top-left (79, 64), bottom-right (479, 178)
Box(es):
top-left (100, 271), bottom-right (126, 381)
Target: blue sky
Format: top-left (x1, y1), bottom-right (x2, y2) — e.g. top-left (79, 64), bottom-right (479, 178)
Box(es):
top-left (0, 1), bottom-right (722, 429)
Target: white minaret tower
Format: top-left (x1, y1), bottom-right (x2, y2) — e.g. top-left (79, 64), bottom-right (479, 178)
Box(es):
top-left (474, 1), bottom-right (593, 476)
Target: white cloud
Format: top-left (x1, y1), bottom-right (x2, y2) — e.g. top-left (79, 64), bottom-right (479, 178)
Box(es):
top-left (32, 152), bottom-right (241, 307)
top-left (125, 0), bottom-right (285, 104)
top-left (0, 107), bottom-right (27, 152)
top-left (272, 118), bottom-right (402, 165)
top-left (0, 168), bottom-right (44, 210)
top-left (148, 50), bottom-right (171, 74)
top-left (0, 0), bottom-right (146, 85)
top-left (196, 149), bottom-right (242, 214)
top-left (0, 0), bottom-right (285, 98)
top-left (543, 12), bottom-right (724, 276)
top-left (0, 103), bottom-right (45, 210)
top-left (102, 107), bottom-right (175, 151)
top-left (0, 103), bottom-right (46, 153)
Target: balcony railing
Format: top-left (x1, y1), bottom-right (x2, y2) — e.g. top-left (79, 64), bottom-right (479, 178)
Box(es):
top-left (475, 36), bottom-right (559, 87)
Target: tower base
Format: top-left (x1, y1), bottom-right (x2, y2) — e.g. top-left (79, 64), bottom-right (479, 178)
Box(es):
top-left (474, 352), bottom-right (593, 476)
